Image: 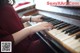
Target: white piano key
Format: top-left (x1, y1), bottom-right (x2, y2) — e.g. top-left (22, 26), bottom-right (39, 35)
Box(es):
top-left (56, 33), bottom-right (72, 41)
top-left (64, 36), bottom-right (80, 49)
top-left (75, 46), bottom-right (80, 53)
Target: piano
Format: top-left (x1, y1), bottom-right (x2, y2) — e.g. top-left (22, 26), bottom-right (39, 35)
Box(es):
top-left (23, 1), bottom-right (80, 53)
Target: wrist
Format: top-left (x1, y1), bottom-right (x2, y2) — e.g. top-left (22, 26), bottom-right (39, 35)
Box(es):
top-left (22, 15), bottom-right (32, 22)
top-left (25, 27), bottom-right (34, 34)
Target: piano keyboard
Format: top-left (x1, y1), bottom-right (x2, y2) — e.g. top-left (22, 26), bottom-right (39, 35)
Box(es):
top-left (41, 16), bottom-right (80, 53)
top-left (29, 13), bottom-right (80, 53)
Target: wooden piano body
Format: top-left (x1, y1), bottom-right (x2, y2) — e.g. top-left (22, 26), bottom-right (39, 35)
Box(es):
top-left (23, 4), bottom-right (80, 53)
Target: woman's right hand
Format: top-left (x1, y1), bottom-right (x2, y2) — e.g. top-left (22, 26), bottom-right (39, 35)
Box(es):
top-left (29, 22), bottom-right (53, 33)
top-left (12, 22), bottom-right (53, 44)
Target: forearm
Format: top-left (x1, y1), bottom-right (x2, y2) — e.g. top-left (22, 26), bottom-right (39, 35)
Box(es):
top-left (12, 22), bottom-right (53, 45)
top-left (12, 27), bottom-right (32, 45)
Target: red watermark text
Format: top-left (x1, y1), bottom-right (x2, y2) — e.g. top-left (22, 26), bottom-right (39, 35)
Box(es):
top-left (47, 1), bottom-right (80, 6)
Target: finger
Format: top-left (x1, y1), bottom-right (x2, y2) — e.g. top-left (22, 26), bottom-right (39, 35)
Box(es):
top-left (47, 22), bottom-right (53, 28)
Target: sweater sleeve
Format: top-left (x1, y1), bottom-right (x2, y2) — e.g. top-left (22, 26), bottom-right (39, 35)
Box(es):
top-left (0, 29), bottom-right (15, 46)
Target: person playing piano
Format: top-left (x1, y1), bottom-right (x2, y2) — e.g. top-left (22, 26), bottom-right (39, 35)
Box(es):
top-left (0, 0), bottom-right (53, 53)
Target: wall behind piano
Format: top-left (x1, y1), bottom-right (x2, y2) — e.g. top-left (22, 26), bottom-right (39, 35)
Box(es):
top-left (35, 0), bottom-right (80, 20)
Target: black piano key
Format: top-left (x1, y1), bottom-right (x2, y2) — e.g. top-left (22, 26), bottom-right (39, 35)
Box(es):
top-left (65, 26), bottom-right (79, 34)
top-left (55, 22), bottom-right (67, 28)
top-left (50, 21), bottom-right (56, 25)
top-left (48, 19), bottom-right (56, 22)
top-left (75, 34), bottom-right (80, 39)
top-left (42, 18), bottom-right (52, 21)
top-left (41, 16), bottom-right (51, 20)
top-left (57, 23), bottom-right (70, 30)
top-left (65, 26), bottom-right (78, 34)
top-left (69, 28), bottom-right (80, 35)
top-left (54, 21), bottom-right (63, 25)
top-left (52, 22), bottom-right (62, 25)
top-left (51, 19), bottom-right (60, 23)
top-left (50, 20), bottom-right (62, 25)
top-left (42, 17), bottom-right (55, 22)
top-left (54, 22), bottom-right (62, 25)
top-left (46, 19), bottom-right (53, 22)
top-left (62, 25), bottom-right (75, 32)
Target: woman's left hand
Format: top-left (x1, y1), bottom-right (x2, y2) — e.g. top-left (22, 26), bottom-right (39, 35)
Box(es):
top-left (31, 15), bottom-right (43, 22)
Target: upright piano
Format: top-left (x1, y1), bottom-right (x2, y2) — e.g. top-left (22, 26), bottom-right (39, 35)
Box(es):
top-left (23, 1), bottom-right (80, 53)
